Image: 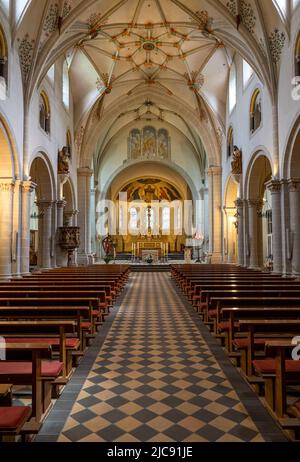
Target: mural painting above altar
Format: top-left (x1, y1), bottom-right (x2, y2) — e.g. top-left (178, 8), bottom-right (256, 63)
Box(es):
top-left (121, 178), bottom-right (181, 203)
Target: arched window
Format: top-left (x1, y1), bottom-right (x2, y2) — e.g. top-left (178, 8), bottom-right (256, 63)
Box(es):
top-left (39, 91), bottom-right (51, 134)
top-left (162, 207), bottom-right (170, 231)
top-left (62, 60), bottom-right (69, 110)
top-left (228, 63), bottom-right (237, 113)
top-left (250, 89), bottom-right (262, 134)
top-left (66, 129), bottom-right (72, 156)
top-left (129, 207), bottom-right (138, 230)
top-left (145, 207), bottom-right (154, 229)
top-left (227, 126), bottom-right (234, 157)
top-left (295, 31), bottom-right (300, 77)
top-left (0, 25), bottom-right (8, 93)
top-left (243, 59), bottom-right (253, 87)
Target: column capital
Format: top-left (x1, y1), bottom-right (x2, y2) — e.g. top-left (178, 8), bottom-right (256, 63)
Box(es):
top-left (56, 199), bottom-right (67, 209)
top-left (288, 178), bottom-right (300, 192)
top-left (0, 179), bottom-right (15, 192)
top-left (266, 179), bottom-right (282, 193)
top-left (77, 167), bottom-right (93, 178)
top-left (21, 180), bottom-right (37, 193)
top-left (247, 199), bottom-right (264, 210)
top-left (235, 198), bottom-right (245, 208)
top-left (207, 166), bottom-right (222, 176)
top-left (36, 200), bottom-right (54, 212)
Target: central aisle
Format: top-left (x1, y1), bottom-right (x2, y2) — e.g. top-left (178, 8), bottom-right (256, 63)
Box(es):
top-left (38, 272), bottom-right (286, 442)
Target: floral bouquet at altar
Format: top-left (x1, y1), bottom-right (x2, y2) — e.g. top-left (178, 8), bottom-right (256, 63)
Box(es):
top-left (145, 254), bottom-right (154, 265)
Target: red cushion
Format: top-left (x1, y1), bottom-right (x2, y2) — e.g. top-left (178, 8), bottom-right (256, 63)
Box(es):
top-left (80, 322), bottom-right (92, 329)
top-left (208, 310), bottom-right (217, 317)
top-left (92, 310), bottom-right (100, 316)
top-left (0, 407), bottom-right (31, 430)
top-left (253, 359), bottom-right (300, 375)
top-left (0, 360), bottom-right (63, 377)
top-left (218, 321), bottom-right (240, 331)
top-left (233, 338), bottom-right (266, 349)
top-left (5, 337), bottom-right (79, 349)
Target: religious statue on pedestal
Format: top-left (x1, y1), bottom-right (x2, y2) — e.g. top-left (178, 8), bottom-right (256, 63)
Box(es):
top-left (58, 146), bottom-right (71, 174)
top-left (231, 146), bottom-right (242, 175)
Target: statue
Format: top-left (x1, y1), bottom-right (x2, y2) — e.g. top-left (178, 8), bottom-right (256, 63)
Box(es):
top-left (231, 146), bottom-right (242, 175)
top-left (58, 146), bottom-right (71, 174)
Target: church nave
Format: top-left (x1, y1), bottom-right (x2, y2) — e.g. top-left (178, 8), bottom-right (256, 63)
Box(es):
top-left (36, 272), bottom-right (286, 443)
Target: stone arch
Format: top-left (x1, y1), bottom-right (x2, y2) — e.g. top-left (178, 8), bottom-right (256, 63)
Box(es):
top-left (0, 113), bottom-right (20, 277)
top-left (245, 149), bottom-right (274, 200)
top-left (0, 112), bottom-right (19, 178)
top-left (282, 114), bottom-right (300, 179)
top-left (245, 151), bottom-right (273, 269)
top-left (63, 177), bottom-right (76, 225)
top-left (223, 175), bottom-right (239, 263)
top-left (29, 151), bottom-right (55, 201)
top-left (29, 152), bottom-right (55, 269)
top-left (80, 87), bottom-right (220, 170)
top-left (100, 160), bottom-right (200, 204)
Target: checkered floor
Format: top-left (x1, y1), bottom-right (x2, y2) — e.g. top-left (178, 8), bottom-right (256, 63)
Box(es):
top-left (37, 272), bottom-right (286, 442)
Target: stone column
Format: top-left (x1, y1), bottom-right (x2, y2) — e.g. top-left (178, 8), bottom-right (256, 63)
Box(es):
top-left (235, 199), bottom-right (245, 267)
top-left (288, 179), bottom-right (300, 275)
top-left (224, 207), bottom-right (237, 263)
top-left (20, 181), bottom-right (36, 275)
top-left (36, 200), bottom-right (53, 269)
top-left (64, 210), bottom-right (77, 227)
top-left (266, 179), bottom-right (283, 274)
top-left (77, 168), bottom-right (93, 265)
top-left (207, 166), bottom-right (222, 263)
top-left (56, 200), bottom-right (67, 267)
top-left (0, 180), bottom-right (15, 279)
top-left (247, 199), bottom-right (263, 269)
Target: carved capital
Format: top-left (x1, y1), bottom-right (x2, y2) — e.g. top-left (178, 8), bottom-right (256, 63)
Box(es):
top-left (36, 200), bottom-right (54, 215)
top-left (207, 166), bottom-right (222, 176)
top-left (266, 179), bottom-right (281, 193)
top-left (235, 198), bottom-right (245, 209)
top-left (0, 180), bottom-right (15, 192)
top-left (77, 167), bottom-right (93, 178)
top-left (288, 178), bottom-right (300, 193)
top-left (248, 199), bottom-right (264, 211)
top-left (21, 181), bottom-right (37, 194)
top-left (56, 199), bottom-right (67, 209)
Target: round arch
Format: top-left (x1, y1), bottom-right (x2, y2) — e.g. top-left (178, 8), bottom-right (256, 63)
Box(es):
top-left (223, 174), bottom-right (239, 263)
top-left (282, 114), bottom-right (300, 179)
top-left (29, 151), bottom-right (55, 201)
top-left (63, 177), bottom-right (76, 212)
top-left (245, 151), bottom-right (273, 269)
top-left (99, 159), bottom-right (200, 204)
top-left (80, 87), bottom-right (221, 169)
top-left (0, 113), bottom-right (20, 178)
top-left (245, 148), bottom-right (274, 200)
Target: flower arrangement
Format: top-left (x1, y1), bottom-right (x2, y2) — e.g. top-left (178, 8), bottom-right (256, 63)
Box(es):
top-left (145, 254), bottom-right (154, 265)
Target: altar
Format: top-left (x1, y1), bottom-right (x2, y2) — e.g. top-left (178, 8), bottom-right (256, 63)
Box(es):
top-left (141, 250), bottom-right (160, 263)
top-left (137, 241), bottom-right (163, 258)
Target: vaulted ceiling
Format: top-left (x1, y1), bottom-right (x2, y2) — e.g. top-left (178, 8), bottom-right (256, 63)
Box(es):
top-left (5, 0), bottom-right (298, 167)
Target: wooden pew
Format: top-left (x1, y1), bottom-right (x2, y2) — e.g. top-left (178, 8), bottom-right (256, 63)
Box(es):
top-left (0, 406), bottom-right (31, 442)
top-left (253, 337), bottom-right (300, 418)
top-left (0, 342), bottom-right (60, 424)
top-left (0, 320), bottom-right (76, 379)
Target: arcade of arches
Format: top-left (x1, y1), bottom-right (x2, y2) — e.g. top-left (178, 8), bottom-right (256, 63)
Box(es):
top-left (0, 0), bottom-right (300, 444)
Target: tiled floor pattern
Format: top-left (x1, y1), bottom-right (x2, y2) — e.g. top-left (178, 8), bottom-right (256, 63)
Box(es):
top-left (37, 272), bottom-right (286, 442)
